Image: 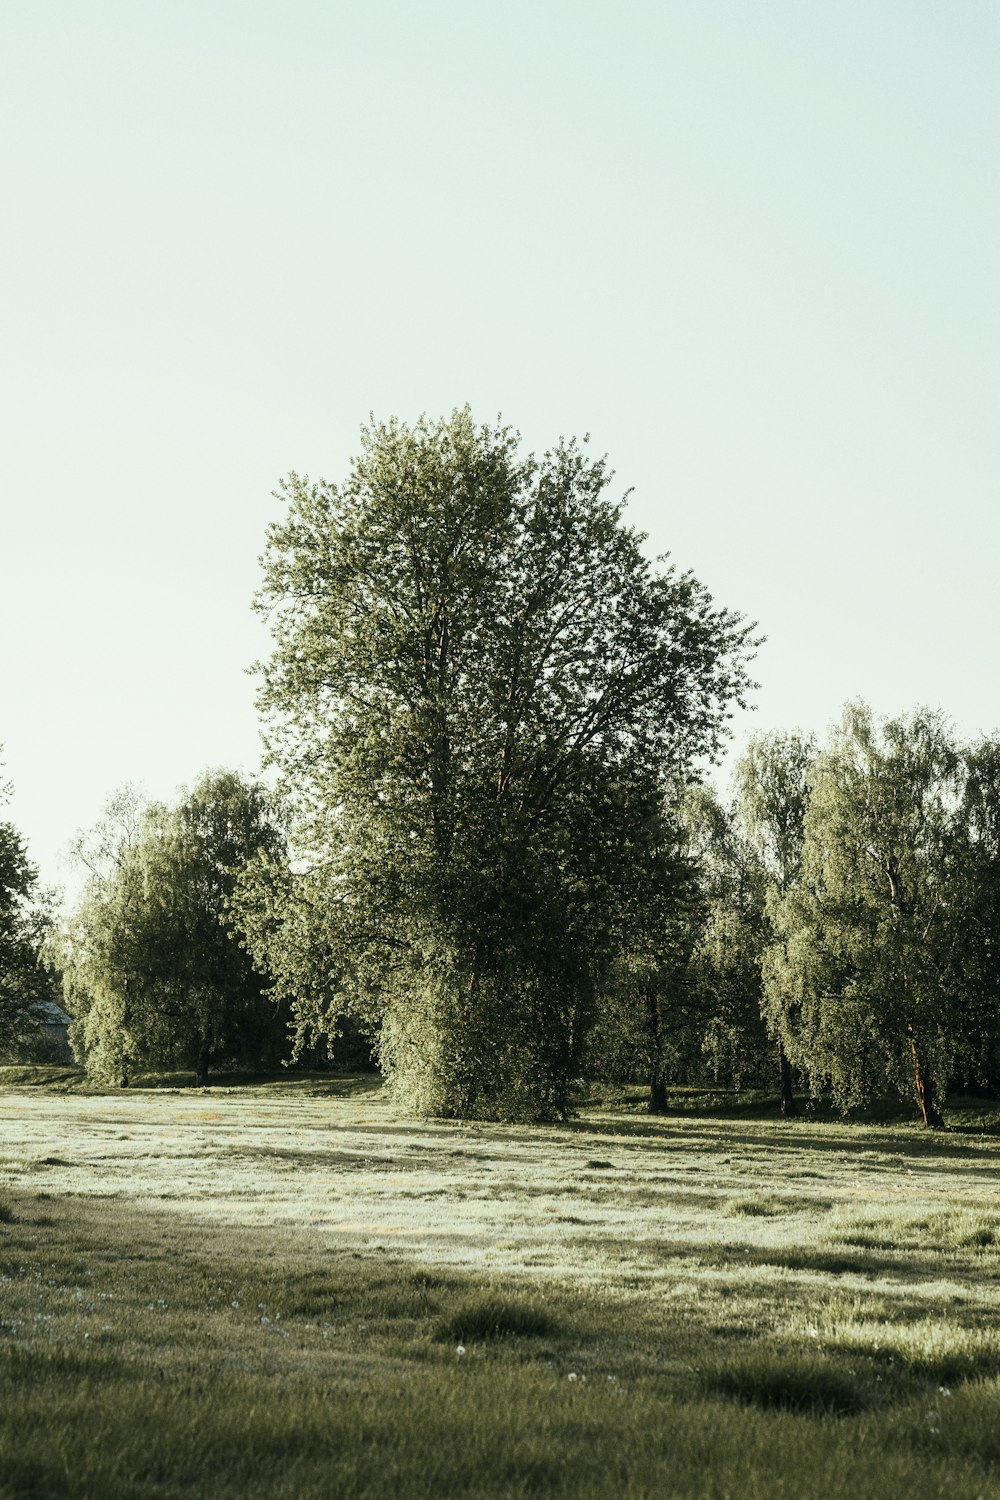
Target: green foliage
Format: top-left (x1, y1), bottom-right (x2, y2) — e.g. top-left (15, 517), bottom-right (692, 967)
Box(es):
top-left (731, 730), bottom-right (815, 892)
top-left (597, 736), bottom-right (816, 1106)
top-left (0, 747), bottom-right (61, 1060)
top-left (579, 788), bottom-right (706, 1106)
top-left (682, 714), bottom-right (1000, 1122)
top-left (58, 771), bottom-right (287, 1084)
top-left (684, 782), bottom-right (772, 1091)
top-left (764, 705), bottom-right (964, 1121)
top-left (948, 736), bottom-right (1000, 1092)
top-left (698, 732), bottom-right (815, 1098)
top-left (248, 410), bottom-right (756, 1119)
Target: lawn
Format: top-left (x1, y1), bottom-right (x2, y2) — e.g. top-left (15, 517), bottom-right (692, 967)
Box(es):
top-left (2, 1071), bottom-right (999, 1498)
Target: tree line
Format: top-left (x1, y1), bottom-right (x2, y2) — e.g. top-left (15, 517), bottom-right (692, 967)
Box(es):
top-left (594, 710), bottom-right (1000, 1129)
top-left (2, 412), bottom-right (996, 1127)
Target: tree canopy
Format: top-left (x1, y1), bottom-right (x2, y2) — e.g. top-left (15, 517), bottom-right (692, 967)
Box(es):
top-left (763, 705), bottom-right (964, 1126)
top-left (245, 409), bottom-right (757, 1119)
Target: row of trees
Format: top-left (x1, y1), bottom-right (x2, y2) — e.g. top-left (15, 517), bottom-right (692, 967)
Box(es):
top-left (620, 709), bottom-right (1000, 1129)
top-left (6, 412), bottom-right (997, 1130)
top-left (233, 410), bottom-right (1000, 1128)
top-left (769, 709), bottom-right (1000, 1125)
top-left (43, 703), bottom-right (1000, 1131)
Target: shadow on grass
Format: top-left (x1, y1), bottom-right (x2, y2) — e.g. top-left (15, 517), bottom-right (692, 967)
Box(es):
top-left (433, 1293), bottom-right (560, 1344)
top-left (0, 1065), bottom-right (87, 1091)
top-left (739, 1246), bottom-right (942, 1279)
top-left (129, 1068), bottom-right (386, 1096)
top-left (700, 1350), bottom-right (875, 1417)
top-left (559, 1115), bottom-right (1000, 1169)
top-left (586, 1083), bottom-right (1000, 1132)
top-left (220, 1143), bottom-right (444, 1174)
top-left (0, 1064), bottom-right (386, 1098)
top-left (628, 1234), bottom-right (1000, 1295)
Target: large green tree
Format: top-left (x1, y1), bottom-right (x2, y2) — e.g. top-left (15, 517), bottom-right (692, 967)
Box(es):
top-left (764, 705), bottom-right (963, 1127)
top-left (61, 771), bottom-right (286, 1085)
top-left (247, 409), bottom-right (756, 1120)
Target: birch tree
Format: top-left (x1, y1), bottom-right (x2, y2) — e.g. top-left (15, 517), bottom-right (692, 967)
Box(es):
top-left (765, 704), bottom-right (962, 1127)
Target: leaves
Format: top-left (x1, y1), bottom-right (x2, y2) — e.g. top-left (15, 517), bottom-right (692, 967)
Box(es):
top-left (0, 746), bottom-right (61, 1056)
top-left (59, 772), bottom-right (287, 1083)
top-left (764, 706), bottom-right (966, 1114)
top-left (248, 411), bottom-right (757, 1118)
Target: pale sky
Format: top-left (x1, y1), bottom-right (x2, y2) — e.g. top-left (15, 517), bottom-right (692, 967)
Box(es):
top-left (2, 1), bottom-right (998, 892)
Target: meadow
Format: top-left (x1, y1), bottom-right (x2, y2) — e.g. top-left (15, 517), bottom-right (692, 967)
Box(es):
top-left (2, 1070), bottom-right (1000, 1499)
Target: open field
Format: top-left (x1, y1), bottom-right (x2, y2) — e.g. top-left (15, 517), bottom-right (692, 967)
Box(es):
top-left (2, 1074), bottom-right (1000, 1498)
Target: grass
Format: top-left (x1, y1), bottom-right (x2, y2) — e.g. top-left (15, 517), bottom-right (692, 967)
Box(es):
top-left (2, 1073), bottom-right (1000, 1497)
top-left (433, 1292), bottom-right (560, 1343)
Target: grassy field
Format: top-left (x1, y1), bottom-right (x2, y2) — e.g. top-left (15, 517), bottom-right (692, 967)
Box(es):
top-left (2, 1072), bottom-right (1000, 1498)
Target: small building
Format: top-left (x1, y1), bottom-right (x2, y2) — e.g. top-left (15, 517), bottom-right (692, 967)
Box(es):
top-left (32, 1000), bottom-right (74, 1062)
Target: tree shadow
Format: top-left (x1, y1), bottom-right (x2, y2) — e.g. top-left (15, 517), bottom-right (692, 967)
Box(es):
top-left (555, 1114), bottom-right (1000, 1168)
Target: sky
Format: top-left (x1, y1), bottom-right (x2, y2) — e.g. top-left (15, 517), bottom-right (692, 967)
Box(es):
top-left (2, 1), bottom-right (998, 893)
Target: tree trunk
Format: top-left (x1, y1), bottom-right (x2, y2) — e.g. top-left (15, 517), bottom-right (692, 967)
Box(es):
top-left (119, 979), bottom-right (130, 1088)
top-left (778, 1042), bottom-right (797, 1117)
top-left (195, 1045), bottom-right (210, 1088)
top-left (645, 992), bottom-right (668, 1114)
top-left (908, 1024), bottom-right (944, 1128)
top-left (649, 1068), bottom-right (668, 1114)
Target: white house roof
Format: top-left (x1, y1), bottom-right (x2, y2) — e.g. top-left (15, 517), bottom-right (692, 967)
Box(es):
top-left (32, 1000), bottom-right (73, 1027)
